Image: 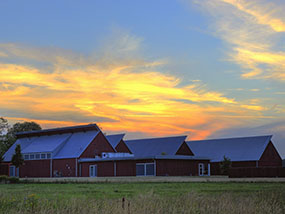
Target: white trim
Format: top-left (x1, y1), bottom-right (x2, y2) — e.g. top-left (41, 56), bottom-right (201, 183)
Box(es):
top-left (207, 163), bottom-right (211, 176)
top-left (136, 162), bottom-right (155, 176)
top-left (198, 163), bottom-right (204, 176)
top-left (89, 164), bottom-right (97, 177)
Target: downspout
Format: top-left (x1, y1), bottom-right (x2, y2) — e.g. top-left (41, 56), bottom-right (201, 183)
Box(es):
top-left (114, 161), bottom-right (116, 177)
top-left (75, 158), bottom-right (78, 177)
top-left (50, 155), bottom-right (53, 178)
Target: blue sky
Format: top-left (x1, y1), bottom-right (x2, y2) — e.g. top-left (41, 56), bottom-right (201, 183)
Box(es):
top-left (0, 0), bottom-right (284, 157)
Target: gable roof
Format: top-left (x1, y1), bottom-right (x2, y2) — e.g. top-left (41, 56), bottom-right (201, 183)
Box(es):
top-left (125, 136), bottom-right (187, 157)
top-left (106, 134), bottom-right (125, 150)
top-left (186, 135), bottom-right (272, 162)
top-left (3, 124), bottom-right (100, 161)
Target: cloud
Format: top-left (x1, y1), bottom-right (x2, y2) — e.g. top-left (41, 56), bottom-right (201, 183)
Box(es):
top-left (191, 0), bottom-right (285, 81)
top-left (0, 30), bottom-right (272, 139)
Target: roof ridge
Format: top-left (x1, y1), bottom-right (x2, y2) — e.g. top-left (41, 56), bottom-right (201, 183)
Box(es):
top-left (125, 135), bottom-right (187, 142)
top-left (187, 135), bottom-right (273, 142)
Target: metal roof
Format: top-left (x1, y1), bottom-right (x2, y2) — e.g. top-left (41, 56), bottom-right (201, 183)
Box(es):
top-left (186, 135), bottom-right (272, 162)
top-left (53, 130), bottom-right (99, 159)
top-left (106, 134), bottom-right (125, 150)
top-left (16, 124), bottom-right (99, 138)
top-left (125, 136), bottom-right (187, 157)
top-left (3, 127), bottom-right (100, 161)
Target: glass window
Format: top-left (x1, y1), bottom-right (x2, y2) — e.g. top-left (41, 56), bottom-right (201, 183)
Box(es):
top-left (30, 154), bottom-right (35, 160)
top-left (146, 163), bottom-right (155, 176)
top-left (41, 153), bottom-right (46, 159)
top-left (136, 164), bottom-right (145, 176)
top-left (24, 154), bottom-right (29, 160)
top-left (89, 165), bottom-right (97, 177)
top-left (35, 154), bottom-right (40, 159)
top-left (47, 153), bottom-right (51, 159)
top-left (9, 166), bottom-right (15, 177)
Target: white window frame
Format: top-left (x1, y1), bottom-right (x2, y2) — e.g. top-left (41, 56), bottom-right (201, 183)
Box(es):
top-left (24, 154), bottom-right (29, 160)
top-left (136, 162), bottom-right (155, 176)
top-left (89, 165), bottom-right (97, 177)
top-left (198, 163), bottom-right (204, 176)
top-left (40, 153), bottom-right (47, 159)
top-left (136, 163), bottom-right (145, 176)
top-left (35, 154), bottom-right (40, 159)
top-left (30, 154), bottom-right (35, 160)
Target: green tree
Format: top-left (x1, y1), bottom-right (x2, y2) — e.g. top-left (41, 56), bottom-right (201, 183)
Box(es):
top-left (220, 155), bottom-right (232, 175)
top-left (11, 144), bottom-right (24, 168)
top-left (4, 121), bottom-right (41, 154)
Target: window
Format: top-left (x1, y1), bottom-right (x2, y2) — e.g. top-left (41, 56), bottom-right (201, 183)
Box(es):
top-left (9, 166), bottom-right (16, 177)
top-left (136, 163), bottom-right (155, 176)
top-left (24, 154), bottom-right (29, 160)
top-left (146, 163), bottom-right (155, 176)
top-left (198, 163), bottom-right (204, 176)
top-left (35, 154), bottom-right (40, 159)
top-left (136, 164), bottom-right (144, 176)
top-left (89, 165), bottom-right (97, 177)
top-left (30, 154), bottom-right (35, 160)
top-left (47, 153), bottom-right (51, 159)
top-left (41, 153), bottom-right (46, 159)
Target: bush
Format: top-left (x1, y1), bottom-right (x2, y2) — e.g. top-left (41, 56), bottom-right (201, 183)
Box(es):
top-left (0, 175), bottom-right (20, 184)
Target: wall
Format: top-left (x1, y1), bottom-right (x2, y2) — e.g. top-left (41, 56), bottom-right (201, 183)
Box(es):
top-left (80, 131), bottom-right (115, 158)
top-left (52, 158), bottom-right (76, 177)
top-left (20, 160), bottom-right (50, 178)
top-left (80, 161), bottom-right (115, 177)
top-left (258, 141), bottom-right (282, 167)
top-left (0, 163), bottom-right (9, 176)
top-left (156, 159), bottom-right (209, 176)
top-left (176, 142), bottom-right (194, 156)
top-left (115, 140), bottom-right (132, 153)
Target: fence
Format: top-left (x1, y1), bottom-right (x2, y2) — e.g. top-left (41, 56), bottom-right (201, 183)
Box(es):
top-left (229, 167), bottom-right (285, 178)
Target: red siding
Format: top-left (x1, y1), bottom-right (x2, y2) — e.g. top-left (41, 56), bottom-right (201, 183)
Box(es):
top-left (80, 161), bottom-right (115, 177)
top-left (115, 140), bottom-right (132, 153)
top-left (80, 131), bottom-right (115, 158)
top-left (52, 158), bottom-right (76, 177)
top-left (116, 160), bottom-right (136, 176)
top-left (20, 160), bottom-right (50, 178)
top-left (0, 163), bottom-right (9, 176)
top-left (259, 141), bottom-right (282, 167)
top-left (176, 142), bottom-right (194, 156)
top-left (156, 159), bottom-right (209, 176)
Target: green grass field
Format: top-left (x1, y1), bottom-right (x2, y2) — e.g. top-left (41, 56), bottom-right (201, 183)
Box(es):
top-left (1, 182), bottom-right (285, 213)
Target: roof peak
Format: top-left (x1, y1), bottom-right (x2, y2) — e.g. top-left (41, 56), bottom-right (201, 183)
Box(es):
top-left (16, 123), bottom-right (100, 138)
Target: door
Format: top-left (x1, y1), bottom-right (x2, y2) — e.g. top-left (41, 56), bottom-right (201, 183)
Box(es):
top-left (9, 166), bottom-right (17, 177)
top-left (89, 165), bottom-right (97, 177)
top-left (198, 163), bottom-right (204, 176)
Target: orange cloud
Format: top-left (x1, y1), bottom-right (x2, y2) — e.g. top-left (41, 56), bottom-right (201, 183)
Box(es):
top-left (0, 40), bottom-right (271, 140)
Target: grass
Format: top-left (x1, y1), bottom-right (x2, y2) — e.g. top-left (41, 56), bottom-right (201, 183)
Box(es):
top-left (1, 182), bottom-right (285, 213)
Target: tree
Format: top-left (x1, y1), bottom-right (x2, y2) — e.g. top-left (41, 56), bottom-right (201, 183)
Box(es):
top-left (0, 119), bottom-right (42, 156)
top-left (11, 144), bottom-right (24, 168)
top-left (220, 155), bottom-right (232, 175)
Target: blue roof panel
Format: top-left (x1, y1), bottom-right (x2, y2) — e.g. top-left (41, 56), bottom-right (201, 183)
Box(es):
top-left (22, 133), bottom-right (71, 153)
top-left (53, 130), bottom-right (99, 159)
top-left (186, 135), bottom-right (272, 162)
top-left (106, 134), bottom-right (125, 150)
top-left (125, 136), bottom-right (187, 157)
top-left (3, 137), bottom-right (35, 162)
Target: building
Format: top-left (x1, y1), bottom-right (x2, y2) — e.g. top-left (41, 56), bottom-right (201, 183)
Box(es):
top-left (186, 135), bottom-right (282, 175)
top-left (2, 124), bottom-right (210, 178)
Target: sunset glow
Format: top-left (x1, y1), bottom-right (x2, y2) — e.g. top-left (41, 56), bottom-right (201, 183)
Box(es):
top-left (0, 0), bottom-right (284, 156)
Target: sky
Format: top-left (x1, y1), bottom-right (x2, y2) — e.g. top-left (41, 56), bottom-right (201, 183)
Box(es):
top-left (0, 0), bottom-right (284, 157)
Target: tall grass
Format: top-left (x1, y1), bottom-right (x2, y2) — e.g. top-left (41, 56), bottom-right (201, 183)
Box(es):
top-left (1, 190), bottom-right (284, 214)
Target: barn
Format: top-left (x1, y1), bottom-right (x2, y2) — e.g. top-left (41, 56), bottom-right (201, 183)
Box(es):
top-left (186, 135), bottom-right (283, 175)
top-left (2, 124), bottom-right (210, 178)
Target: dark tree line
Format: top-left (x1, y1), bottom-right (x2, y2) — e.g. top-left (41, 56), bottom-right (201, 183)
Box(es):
top-left (0, 117), bottom-right (41, 163)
